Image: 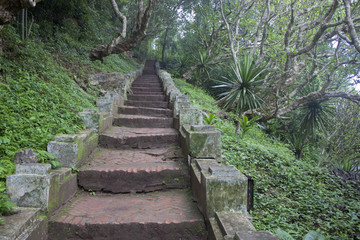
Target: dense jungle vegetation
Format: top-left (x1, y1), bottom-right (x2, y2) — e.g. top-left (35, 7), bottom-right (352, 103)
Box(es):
top-left (0, 0), bottom-right (359, 239)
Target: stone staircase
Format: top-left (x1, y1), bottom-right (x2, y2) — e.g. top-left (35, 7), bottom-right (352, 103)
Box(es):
top-left (48, 61), bottom-right (207, 239)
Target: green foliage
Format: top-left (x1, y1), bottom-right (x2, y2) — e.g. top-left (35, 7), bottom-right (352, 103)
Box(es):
top-left (173, 78), bottom-right (221, 113)
top-left (276, 229), bottom-right (325, 240)
top-left (0, 181), bottom-right (16, 224)
top-left (36, 150), bottom-right (61, 169)
top-left (71, 166), bottom-right (80, 174)
top-left (215, 55), bottom-right (266, 115)
top-left (237, 115), bottom-right (261, 138)
top-left (0, 1), bottom-right (139, 219)
top-left (203, 112), bottom-right (218, 125)
top-left (174, 76), bottom-right (360, 239)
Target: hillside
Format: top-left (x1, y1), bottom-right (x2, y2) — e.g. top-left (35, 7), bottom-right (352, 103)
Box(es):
top-left (173, 78), bottom-right (360, 240)
top-left (0, 1), bottom-right (139, 219)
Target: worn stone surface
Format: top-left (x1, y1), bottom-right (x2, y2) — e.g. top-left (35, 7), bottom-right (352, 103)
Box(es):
top-left (99, 111), bottom-right (113, 133)
top-left (15, 163), bottom-right (51, 175)
top-left (114, 114), bottom-right (173, 128)
top-left (99, 126), bottom-right (178, 149)
top-left (89, 72), bottom-right (126, 90)
top-left (125, 99), bottom-right (169, 108)
top-left (119, 106), bottom-right (172, 117)
top-left (202, 166), bottom-right (248, 219)
top-left (96, 91), bottom-right (122, 114)
top-left (47, 129), bottom-right (98, 167)
top-left (235, 231), bottom-right (279, 240)
top-left (49, 190), bottom-right (207, 240)
top-left (79, 146), bottom-right (189, 193)
top-left (179, 107), bottom-right (203, 128)
top-left (14, 149), bottom-right (38, 164)
top-left (191, 125), bottom-right (215, 131)
top-left (209, 165), bottom-right (239, 177)
top-left (48, 168), bottom-right (78, 215)
top-left (79, 109), bottom-right (100, 131)
top-left (173, 95), bottom-right (191, 118)
top-left (47, 141), bottom-right (77, 167)
top-left (0, 207), bottom-right (47, 240)
top-left (215, 212), bottom-right (255, 237)
top-left (185, 125), bottom-right (221, 160)
top-left (208, 217), bottom-right (225, 240)
top-left (190, 159), bottom-right (218, 215)
top-left (7, 167), bottom-right (51, 210)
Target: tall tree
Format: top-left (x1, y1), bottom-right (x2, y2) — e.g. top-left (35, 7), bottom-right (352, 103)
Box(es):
top-left (216, 0), bottom-right (360, 120)
top-left (90, 0), bottom-right (161, 61)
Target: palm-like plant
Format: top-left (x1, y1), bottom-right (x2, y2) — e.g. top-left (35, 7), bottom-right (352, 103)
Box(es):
top-left (214, 55), bottom-right (266, 133)
top-left (215, 55), bottom-right (265, 114)
top-left (298, 81), bottom-right (334, 137)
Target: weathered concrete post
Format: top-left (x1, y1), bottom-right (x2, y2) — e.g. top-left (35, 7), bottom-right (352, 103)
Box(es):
top-left (7, 164), bottom-right (52, 210)
top-left (184, 125), bottom-right (221, 160)
top-left (47, 129), bottom-right (98, 168)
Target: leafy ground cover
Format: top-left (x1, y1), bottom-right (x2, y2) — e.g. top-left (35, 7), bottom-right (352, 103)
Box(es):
top-left (0, 24), bottom-right (138, 220)
top-left (173, 78), bottom-right (360, 240)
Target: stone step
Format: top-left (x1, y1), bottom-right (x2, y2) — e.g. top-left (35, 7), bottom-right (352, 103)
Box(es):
top-left (118, 106), bottom-right (172, 117)
top-left (78, 146), bottom-right (189, 193)
top-left (99, 126), bottom-right (178, 149)
top-left (133, 77), bottom-right (160, 81)
top-left (49, 190), bottom-right (207, 240)
top-left (130, 87), bottom-right (163, 93)
top-left (142, 70), bottom-right (157, 75)
top-left (132, 83), bottom-right (163, 88)
top-left (134, 76), bottom-right (159, 80)
top-left (132, 81), bottom-right (161, 85)
top-left (125, 100), bottom-right (169, 108)
top-left (114, 114), bottom-right (173, 128)
top-left (127, 94), bottom-right (166, 101)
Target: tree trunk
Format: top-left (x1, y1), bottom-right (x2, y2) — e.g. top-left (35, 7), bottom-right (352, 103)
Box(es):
top-left (235, 120), bottom-right (240, 134)
top-left (161, 28), bottom-right (169, 64)
top-left (182, 64), bottom-right (199, 80)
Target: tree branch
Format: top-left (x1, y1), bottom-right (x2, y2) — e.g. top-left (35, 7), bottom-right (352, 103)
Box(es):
top-left (343, 0), bottom-right (360, 53)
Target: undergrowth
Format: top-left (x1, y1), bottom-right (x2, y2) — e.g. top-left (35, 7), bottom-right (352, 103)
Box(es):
top-left (173, 78), bottom-right (360, 240)
top-left (0, 20), bottom-right (138, 221)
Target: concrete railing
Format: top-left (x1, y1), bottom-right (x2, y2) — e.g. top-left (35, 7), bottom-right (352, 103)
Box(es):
top-left (156, 63), bottom-right (279, 240)
top-left (3, 66), bottom-right (144, 240)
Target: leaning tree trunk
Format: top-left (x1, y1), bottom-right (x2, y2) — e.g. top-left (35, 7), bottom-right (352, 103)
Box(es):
top-left (90, 0), bottom-right (160, 61)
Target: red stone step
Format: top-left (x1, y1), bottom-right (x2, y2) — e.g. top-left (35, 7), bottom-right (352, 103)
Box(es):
top-left (99, 126), bottom-right (178, 149)
top-left (127, 94), bottom-right (166, 101)
top-left (49, 190), bottom-right (207, 240)
top-left (132, 83), bottom-right (163, 88)
top-left (133, 77), bottom-right (160, 81)
top-left (132, 80), bottom-right (161, 84)
top-left (142, 70), bottom-right (157, 74)
top-left (78, 147), bottom-right (189, 193)
top-left (131, 87), bottom-right (163, 93)
top-left (125, 100), bottom-right (169, 108)
top-left (114, 114), bottom-right (173, 128)
top-left (118, 106), bottom-right (172, 117)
